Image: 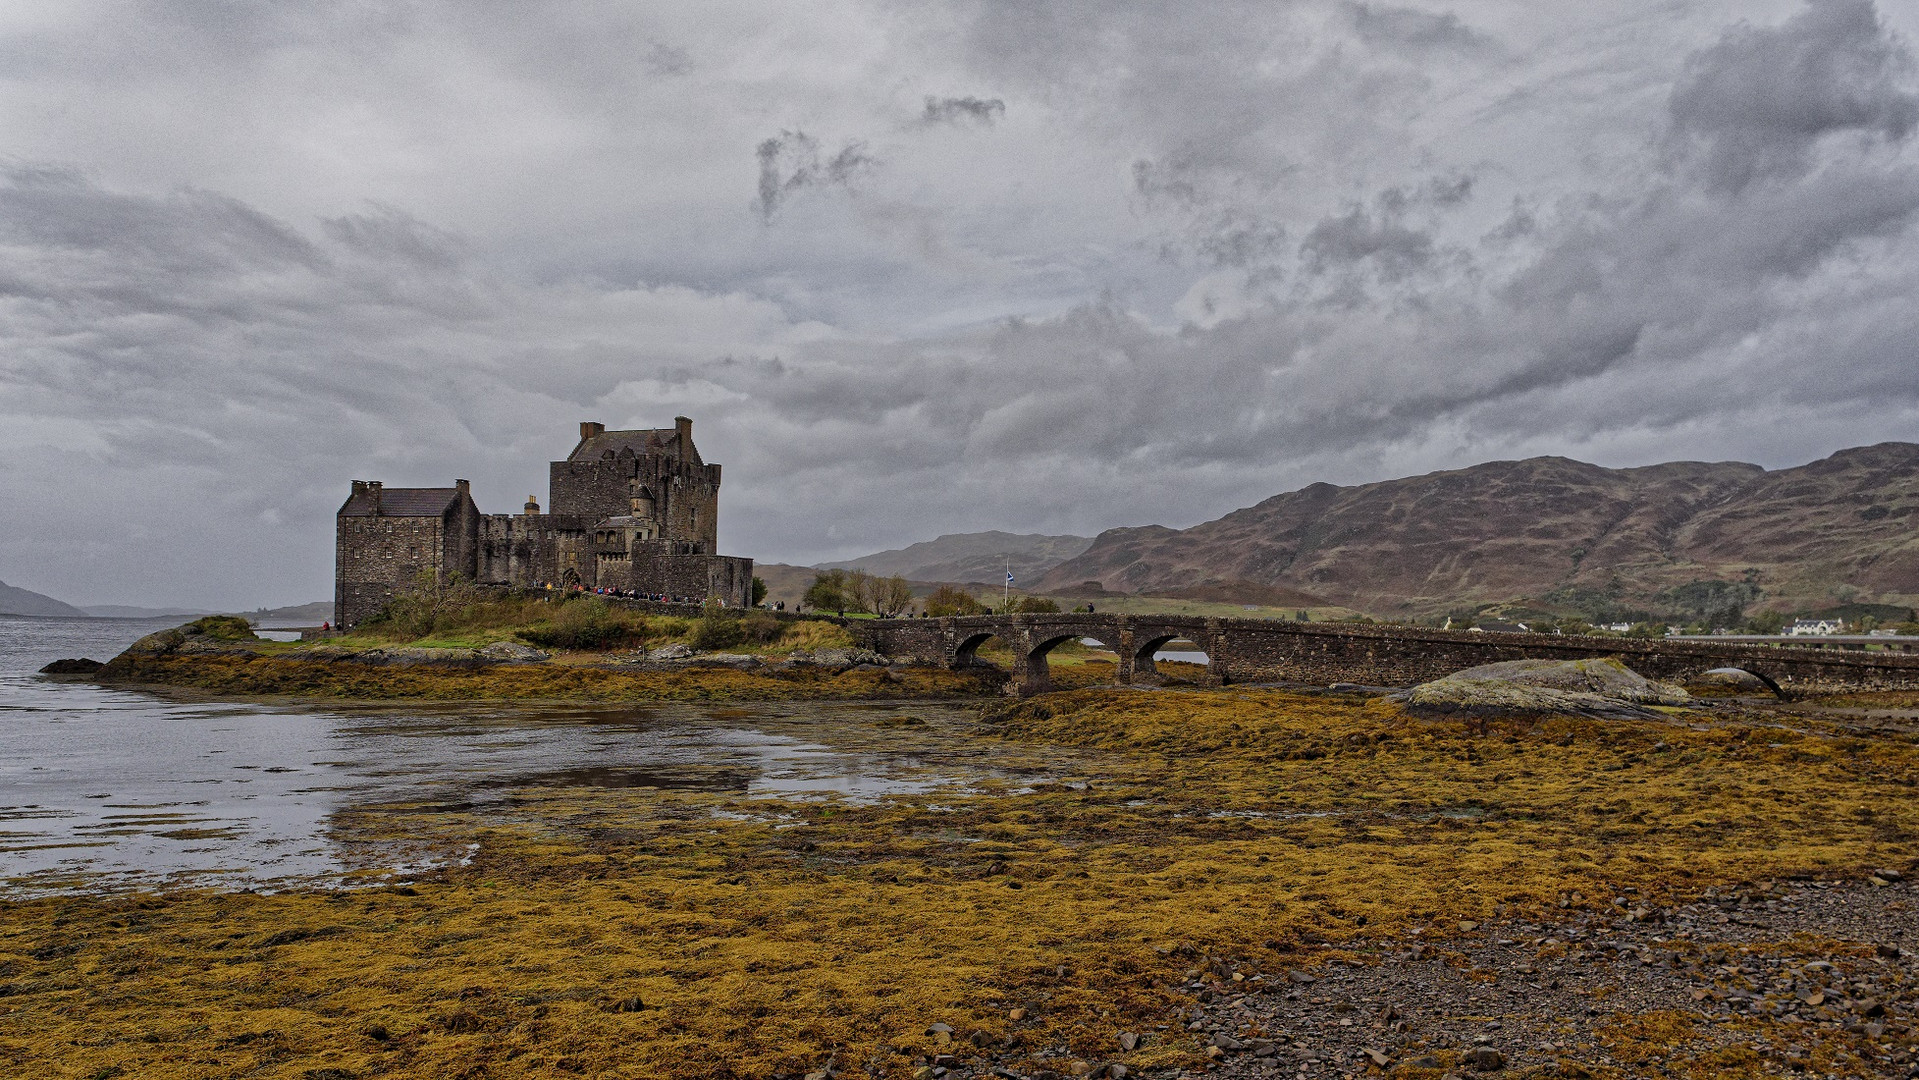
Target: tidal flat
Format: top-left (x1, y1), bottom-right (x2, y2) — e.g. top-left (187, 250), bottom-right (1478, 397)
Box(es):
top-left (7, 679), bottom-right (1919, 1079)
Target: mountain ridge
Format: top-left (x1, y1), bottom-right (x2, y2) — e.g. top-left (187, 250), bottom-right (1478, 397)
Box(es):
top-left (0, 580), bottom-right (88, 618)
top-left (824, 531), bottom-right (1093, 585)
top-left (1034, 443), bottom-right (1919, 620)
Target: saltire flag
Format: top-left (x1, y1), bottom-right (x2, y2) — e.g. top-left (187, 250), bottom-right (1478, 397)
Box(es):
top-left (1006, 570), bottom-right (1015, 584)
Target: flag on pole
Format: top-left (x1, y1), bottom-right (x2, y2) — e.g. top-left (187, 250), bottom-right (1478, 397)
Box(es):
top-left (1006, 570), bottom-right (1015, 585)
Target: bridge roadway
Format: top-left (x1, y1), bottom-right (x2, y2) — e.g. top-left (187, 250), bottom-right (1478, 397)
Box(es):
top-left (852, 613), bottom-right (1919, 698)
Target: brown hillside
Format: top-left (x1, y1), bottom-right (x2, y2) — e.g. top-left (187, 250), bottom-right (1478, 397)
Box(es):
top-left (1035, 443), bottom-right (1919, 619)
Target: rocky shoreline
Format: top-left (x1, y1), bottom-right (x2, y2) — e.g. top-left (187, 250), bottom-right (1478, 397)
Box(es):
top-left (882, 874), bottom-right (1919, 1080)
top-left (59, 620), bottom-right (1009, 701)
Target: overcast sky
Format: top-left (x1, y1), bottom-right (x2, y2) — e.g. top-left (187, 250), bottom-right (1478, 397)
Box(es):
top-left (4, 0), bottom-right (1918, 608)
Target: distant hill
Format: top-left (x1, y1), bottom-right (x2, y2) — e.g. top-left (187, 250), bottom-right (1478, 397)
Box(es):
top-left (0, 580), bottom-right (87, 618)
top-left (233, 601), bottom-right (334, 626)
top-left (825, 531), bottom-right (1094, 585)
top-left (1035, 443), bottom-right (1919, 622)
top-left (80, 605), bottom-right (214, 619)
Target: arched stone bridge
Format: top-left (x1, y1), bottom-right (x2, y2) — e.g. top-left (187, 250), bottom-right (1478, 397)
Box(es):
top-left (852, 613), bottom-right (1919, 698)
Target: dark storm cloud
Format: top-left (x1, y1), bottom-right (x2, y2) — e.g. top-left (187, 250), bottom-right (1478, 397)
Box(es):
top-left (754, 131), bottom-right (879, 221)
top-left (1668, 0), bottom-right (1919, 192)
top-left (920, 95), bottom-right (1005, 125)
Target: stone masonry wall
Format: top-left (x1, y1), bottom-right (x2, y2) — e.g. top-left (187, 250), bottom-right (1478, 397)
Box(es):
top-left (549, 456), bottom-right (722, 551)
top-left (334, 515), bottom-right (447, 628)
top-left (629, 553), bottom-right (754, 607)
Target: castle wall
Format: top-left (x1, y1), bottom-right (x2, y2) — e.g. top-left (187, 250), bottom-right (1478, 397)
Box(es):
top-left (628, 554), bottom-right (754, 607)
top-left (478, 514), bottom-right (590, 588)
top-left (334, 515), bottom-right (447, 628)
top-left (549, 455), bottom-right (721, 551)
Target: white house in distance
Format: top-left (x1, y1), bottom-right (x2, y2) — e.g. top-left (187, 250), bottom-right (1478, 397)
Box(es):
top-left (1788, 618), bottom-right (1846, 636)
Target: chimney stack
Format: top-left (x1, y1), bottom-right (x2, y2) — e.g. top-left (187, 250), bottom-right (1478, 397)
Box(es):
top-left (675, 415), bottom-right (692, 447)
top-left (455, 479), bottom-right (470, 498)
top-left (525, 495), bottom-right (541, 515)
top-left (581, 421), bottom-right (605, 441)
top-left (367, 480), bottom-right (383, 514)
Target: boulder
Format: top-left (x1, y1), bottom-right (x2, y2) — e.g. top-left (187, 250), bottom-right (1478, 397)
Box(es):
top-left (38, 658), bottom-right (103, 675)
top-left (806, 647), bottom-right (891, 670)
top-left (1687, 667), bottom-right (1769, 694)
top-left (1393, 657), bottom-right (1690, 718)
top-left (687, 653), bottom-right (762, 669)
top-left (479, 641), bottom-right (551, 663)
top-left (348, 647), bottom-right (481, 666)
top-left (647, 643), bottom-right (696, 662)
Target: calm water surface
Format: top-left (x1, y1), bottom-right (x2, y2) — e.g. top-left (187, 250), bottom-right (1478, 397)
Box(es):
top-left (0, 615), bottom-right (993, 895)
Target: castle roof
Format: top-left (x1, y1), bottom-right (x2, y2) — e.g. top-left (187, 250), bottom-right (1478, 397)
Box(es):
top-left (338, 487), bottom-right (464, 517)
top-left (567, 421), bottom-right (704, 467)
top-left (568, 427), bottom-right (680, 462)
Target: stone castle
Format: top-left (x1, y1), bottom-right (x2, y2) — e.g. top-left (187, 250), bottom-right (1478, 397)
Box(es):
top-left (334, 417), bottom-right (753, 627)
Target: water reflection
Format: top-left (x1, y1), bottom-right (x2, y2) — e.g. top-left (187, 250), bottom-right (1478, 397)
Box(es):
top-left (0, 615), bottom-right (1001, 895)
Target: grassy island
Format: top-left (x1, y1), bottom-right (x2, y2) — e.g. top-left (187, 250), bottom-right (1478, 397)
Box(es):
top-left (91, 597), bottom-right (1046, 702)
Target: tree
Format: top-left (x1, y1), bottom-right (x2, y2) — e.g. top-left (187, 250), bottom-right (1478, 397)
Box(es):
top-left (925, 585), bottom-right (986, 617)
top-left (750, 576), bottom-right (767, 607)
top-left (845, 569), bottom-right (878, 615)
top-left (870, 574), bottom-right (914, 618)
top-left (1746, 610), bottom-right (1786, 635)
top-left (1005, 595), bottom-right (1060, 613)
top-left (804, 569), bottom-right (849, 614)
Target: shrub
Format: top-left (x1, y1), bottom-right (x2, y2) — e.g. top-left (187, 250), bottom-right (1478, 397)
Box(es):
top-left (738, 612), bottom-right (782, 644)
top-left (1004, 595), bottom-right (1060, 614)
top-left (925, 585), bottom-right (986, 617)
top-left (518, 598), bottom-right (650, 651)
top-left (185, 615), bottom-right (257, 641)
top-left (690, 603), bottom-right (745, 650)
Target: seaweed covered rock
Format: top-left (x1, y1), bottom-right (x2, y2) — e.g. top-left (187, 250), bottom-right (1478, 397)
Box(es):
top-left (478, 641), bottom-right (551, 663)
top-left (38, 657), bottom-right (104, 675)
top-left (1393, 657), bottom-right (1689, 719)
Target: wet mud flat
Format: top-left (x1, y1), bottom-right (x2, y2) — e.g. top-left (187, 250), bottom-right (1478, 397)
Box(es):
top-left (7, 687), bottom-right (1919, 1079)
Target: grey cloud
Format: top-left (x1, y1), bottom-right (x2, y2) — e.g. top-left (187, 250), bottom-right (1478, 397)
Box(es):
top-left (1297, 180), bottom-right (1475, 282)
top-left (642, 41), bottom-right (692, 76)
top-left (754, 131), bottom-right (879, 222)
top-left (921, 95), bottom-right (1005, 125)
top-left (1669, 0), bottom-right (1919, 193)
top-left (6, 1), bottom-right (1919, 601)
top-left (1342, 2), bottom-right (1496, 53)
top-left (1300, 205), bottom-right (1435, 279)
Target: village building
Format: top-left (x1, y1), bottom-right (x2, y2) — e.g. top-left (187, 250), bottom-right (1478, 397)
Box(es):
top-left (334, 418), bottom-right (752, 628)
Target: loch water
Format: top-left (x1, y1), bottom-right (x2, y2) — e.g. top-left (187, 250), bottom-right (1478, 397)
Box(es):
top-left (0, 614), bottom-right (986, 895)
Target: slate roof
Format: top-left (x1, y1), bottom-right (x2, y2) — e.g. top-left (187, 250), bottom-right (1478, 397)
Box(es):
top-left (338, 487), bottom-right (463, 517)
top-left (568, 428), bottom-right (687, 463)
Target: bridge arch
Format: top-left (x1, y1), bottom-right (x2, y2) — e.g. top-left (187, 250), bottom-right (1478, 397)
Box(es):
top-left (1127, 628), bottom-right (1211, 685)
top-left (953, 631), bottom-right (1005, 668)
top-left (1697, 664), bottom-right (1789, 700)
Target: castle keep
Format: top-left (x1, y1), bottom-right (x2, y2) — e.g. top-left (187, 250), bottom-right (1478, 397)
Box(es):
top-left (334, 417), bottom-right (753, 627)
